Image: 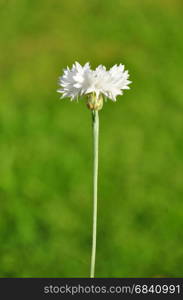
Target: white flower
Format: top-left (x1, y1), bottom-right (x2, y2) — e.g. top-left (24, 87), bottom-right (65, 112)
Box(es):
top-left (57, 61), bottom-right (131, 102)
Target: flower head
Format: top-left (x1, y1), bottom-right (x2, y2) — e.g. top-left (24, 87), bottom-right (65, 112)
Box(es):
top-left (57, 62), bottom-right (131, 107)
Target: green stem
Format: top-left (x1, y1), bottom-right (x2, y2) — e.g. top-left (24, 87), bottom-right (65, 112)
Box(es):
top-left (90, 110), bottom-right (99, 278)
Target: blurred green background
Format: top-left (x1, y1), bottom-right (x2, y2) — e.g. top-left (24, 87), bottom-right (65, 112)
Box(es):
top-left (0, 0), bottom-right (183, 278)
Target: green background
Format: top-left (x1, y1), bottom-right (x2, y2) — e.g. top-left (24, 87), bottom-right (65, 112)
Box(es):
top-left (0, 0), bottom-right (183, 277)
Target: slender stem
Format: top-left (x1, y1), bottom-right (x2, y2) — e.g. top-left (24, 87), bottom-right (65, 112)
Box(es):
top-left (90, 110), bottom-right (99, 278)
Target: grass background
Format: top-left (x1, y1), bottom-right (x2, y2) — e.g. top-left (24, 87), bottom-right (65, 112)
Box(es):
top-left (0, 0), bottom-right (183, 277)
